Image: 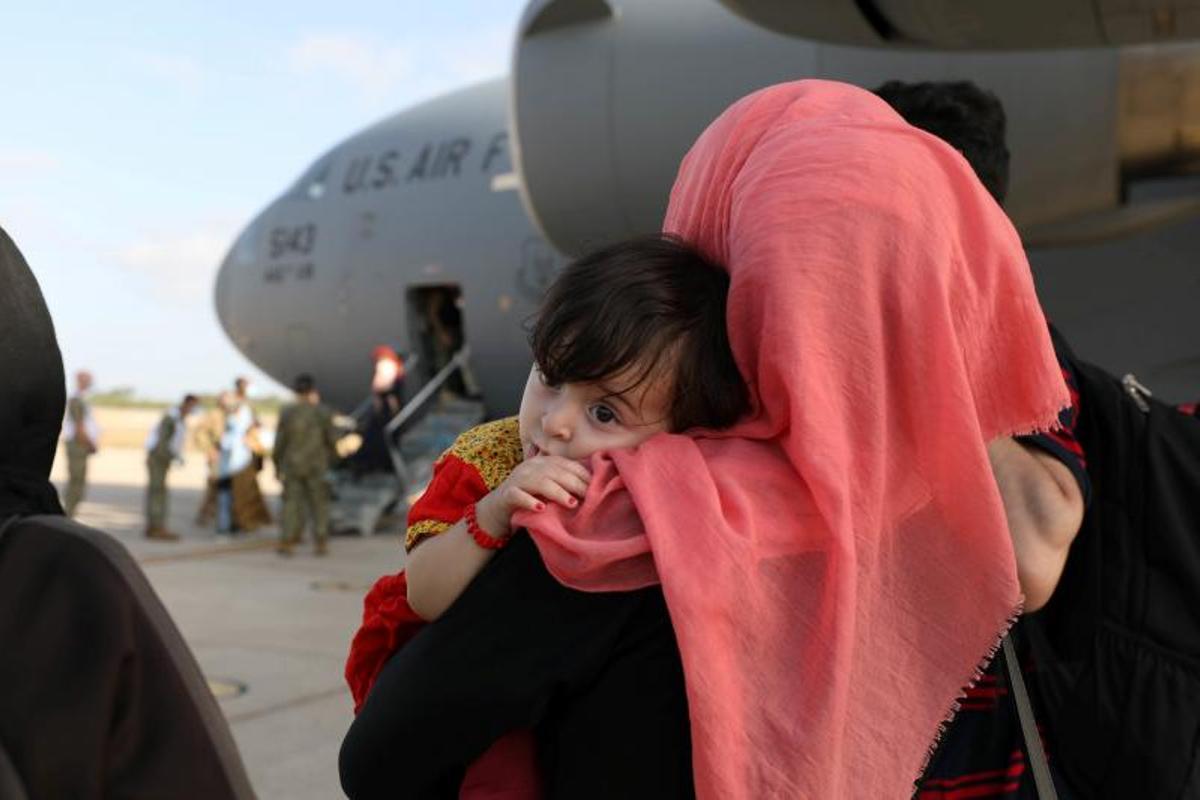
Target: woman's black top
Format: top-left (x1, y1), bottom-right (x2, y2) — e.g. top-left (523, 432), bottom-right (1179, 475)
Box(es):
top-left (339, 533), bottom-right (694, 800)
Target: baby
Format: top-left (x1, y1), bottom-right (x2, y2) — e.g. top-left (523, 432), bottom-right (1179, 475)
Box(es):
top-left (345, 233), bottom-right (750, 797)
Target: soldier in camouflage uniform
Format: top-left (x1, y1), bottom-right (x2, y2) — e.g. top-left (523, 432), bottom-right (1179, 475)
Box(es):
top-left (145, 394), bottom-right (199, 540)
top-left (272, 374), bottom-right (339, 556)
top-left (62, 370), bottom-right (98, 516)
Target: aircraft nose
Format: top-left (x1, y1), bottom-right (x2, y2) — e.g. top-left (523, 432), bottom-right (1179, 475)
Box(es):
top-left (214, 248), bottom-right (235, 337)
top-left (214, 222), bottom-right (257, 340)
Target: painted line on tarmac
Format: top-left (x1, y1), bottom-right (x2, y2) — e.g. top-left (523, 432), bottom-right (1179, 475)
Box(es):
top-left (225, 685), bottom-right (350, 724)
top-left (138, 537), bottom-right (277, 565)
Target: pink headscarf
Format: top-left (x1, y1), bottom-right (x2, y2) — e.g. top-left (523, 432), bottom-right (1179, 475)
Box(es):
top-left (518, 80), bottom-right (1068, 798)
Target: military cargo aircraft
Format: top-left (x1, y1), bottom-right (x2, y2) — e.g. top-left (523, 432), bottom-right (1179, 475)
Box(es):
top-left (216, 0), bottom-right (1200, 416)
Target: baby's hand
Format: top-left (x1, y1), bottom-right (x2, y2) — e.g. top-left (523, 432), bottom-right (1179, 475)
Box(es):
top-left (475, 456), bottom-right (591, 537)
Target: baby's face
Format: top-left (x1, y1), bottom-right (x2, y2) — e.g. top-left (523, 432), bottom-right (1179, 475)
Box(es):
top-left (517, 364), bottom-right (671, 462)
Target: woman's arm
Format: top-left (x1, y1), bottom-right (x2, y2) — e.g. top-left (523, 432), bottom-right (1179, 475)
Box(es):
top-left (988, 437), bottom-right (1085, 611)
top-left (340, 534), bottom-right (692, 800)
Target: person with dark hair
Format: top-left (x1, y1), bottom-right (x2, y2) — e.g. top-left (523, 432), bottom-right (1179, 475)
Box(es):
top-left (876, 79), bottom-right (1087, 612)
top-left (877, 79), bottom-right (1089, 798)
top-left (342, 233), bottom-right (749, 798)
top-left (144, 393), bottom-right (200, 541)
top-left (341, 82), bottom-right (1068, 799)
top-left (877, 78), bottom-right (1086, 795)
top-left (884, 78), bottom-right (1200, 800)
top-left (0, 225), bottom-right (254, 798)
top-left (878, 81), bottom-right (1094, 587)
top-left (273, 373), bottom-right (339, 556)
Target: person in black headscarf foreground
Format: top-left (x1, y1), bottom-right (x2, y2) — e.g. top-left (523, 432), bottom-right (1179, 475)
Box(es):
top-left (0, 225), bottom-right (254, 799)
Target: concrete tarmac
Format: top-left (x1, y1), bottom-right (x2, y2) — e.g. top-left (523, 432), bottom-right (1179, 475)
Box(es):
top-left (51, 442), bottom-right (405, 799)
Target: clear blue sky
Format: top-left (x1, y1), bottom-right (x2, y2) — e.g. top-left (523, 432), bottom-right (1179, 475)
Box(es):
top-left (1, 0), bottom-right (527, 400)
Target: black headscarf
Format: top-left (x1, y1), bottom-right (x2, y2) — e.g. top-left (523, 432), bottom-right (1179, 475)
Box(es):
top-left (0, 224), bottom-right (256, 797)
top-left (0, 224), bottom-right (66, 518)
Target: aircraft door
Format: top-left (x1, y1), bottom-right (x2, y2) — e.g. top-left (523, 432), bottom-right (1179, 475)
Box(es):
top-left (405, 285), bottom-right (474, 397)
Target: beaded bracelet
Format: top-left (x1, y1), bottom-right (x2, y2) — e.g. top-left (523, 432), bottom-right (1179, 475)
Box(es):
top-left (464, 502), bottom-right (508, 550)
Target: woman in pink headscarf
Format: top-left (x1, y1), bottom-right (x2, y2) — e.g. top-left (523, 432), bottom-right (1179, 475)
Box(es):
top-left (341, 80), bottom-right (1067, 799)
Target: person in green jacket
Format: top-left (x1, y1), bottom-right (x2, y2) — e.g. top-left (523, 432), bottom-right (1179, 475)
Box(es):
top-left (145, 394), bottom-right (199, 540)
top-left (273, 374), bottom-right (339, 556)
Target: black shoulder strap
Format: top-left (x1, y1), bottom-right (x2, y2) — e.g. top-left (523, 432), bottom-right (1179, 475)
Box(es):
top-left (0, 736), bottom-right (29, 800)
top-left (1003, 635), bottom-right (1059, 799)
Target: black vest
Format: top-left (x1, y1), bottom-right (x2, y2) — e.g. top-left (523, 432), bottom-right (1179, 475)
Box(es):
top-left (1024, 330), bottom-right (1200, 798)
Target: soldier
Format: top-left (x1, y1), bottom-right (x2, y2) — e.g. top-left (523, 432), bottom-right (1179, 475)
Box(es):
top-left (62, 370), bottom-right (99, 516)
top-left (273, 374), bottom-right (339, 556)
top-left (145, 394), bottom-right (199, 541)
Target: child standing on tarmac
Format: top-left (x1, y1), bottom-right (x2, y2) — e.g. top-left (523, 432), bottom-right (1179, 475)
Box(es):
top-left (344, 234), bottom-right (751, 798)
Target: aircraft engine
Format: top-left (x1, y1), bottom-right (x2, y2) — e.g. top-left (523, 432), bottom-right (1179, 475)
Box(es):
top-left (510, 0), bottom-right (1200, 402)
top-left (717, 0), bottom-right (1200, 50)
top-left (511, 0), bottom-right (1146, 257)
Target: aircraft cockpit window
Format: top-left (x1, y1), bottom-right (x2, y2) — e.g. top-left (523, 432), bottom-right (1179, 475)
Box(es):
top-left (232, 223), bottom-right (257, 266)
top-left (292, 160), bottom-right (332, 201)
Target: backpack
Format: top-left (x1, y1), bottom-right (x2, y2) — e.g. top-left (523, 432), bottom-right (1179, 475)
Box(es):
top-left (1021, 330), bottom-right (1200, 798)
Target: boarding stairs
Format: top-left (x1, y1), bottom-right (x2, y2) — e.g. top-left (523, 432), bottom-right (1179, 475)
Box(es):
top-left (330, 348), bottom-right (484, 535)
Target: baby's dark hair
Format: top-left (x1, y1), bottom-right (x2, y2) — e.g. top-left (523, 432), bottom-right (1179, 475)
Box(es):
top-left (531, 234), bottom-right (749, 432)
